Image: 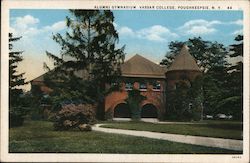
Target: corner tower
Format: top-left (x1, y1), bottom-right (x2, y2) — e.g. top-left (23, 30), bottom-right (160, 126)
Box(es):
top-left (165, 45), bottom-right (202, 90)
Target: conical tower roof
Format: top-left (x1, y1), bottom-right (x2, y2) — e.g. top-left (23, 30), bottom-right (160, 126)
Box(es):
top-left (121, 54), bottom-right (166, 78)
top-left (167, 45), bottom-right (200, 72)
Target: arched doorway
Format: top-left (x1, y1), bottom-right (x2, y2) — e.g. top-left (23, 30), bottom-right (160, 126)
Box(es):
top-left (113, 103), bottom-right (131, 118)
top-left (141, 104), bottom-right (158, 118)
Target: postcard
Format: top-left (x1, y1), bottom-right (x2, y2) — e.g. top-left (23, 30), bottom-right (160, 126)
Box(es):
top-left (1, 0), bottom-right (249, 162)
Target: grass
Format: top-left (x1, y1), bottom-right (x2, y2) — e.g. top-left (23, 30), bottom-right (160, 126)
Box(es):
top-left (9, 120), bottom-right (241, 154)
top-left (101, 120), bottom-right (243, 140)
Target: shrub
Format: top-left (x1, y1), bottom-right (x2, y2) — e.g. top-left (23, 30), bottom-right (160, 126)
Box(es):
top-left (104, 108), bottom-right (113, 120)
top-left (126, 89), bottom-right (146, 120)
top-left (53, 104), bottom-right (96, 131)
top-left (9, 107), bottom-right (29, 127)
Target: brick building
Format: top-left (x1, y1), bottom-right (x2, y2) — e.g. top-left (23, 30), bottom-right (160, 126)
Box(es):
top-left (31, 45), bottom-right (201, 119)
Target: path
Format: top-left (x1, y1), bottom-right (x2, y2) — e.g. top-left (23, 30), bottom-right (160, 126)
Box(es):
top-left (93, 124), bottom-right (243, 151)
top-left (113, 118), bottom-right (207, 124)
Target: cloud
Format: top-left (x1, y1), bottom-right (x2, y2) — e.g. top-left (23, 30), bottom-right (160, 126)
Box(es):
top-left (118, 26), bottom-right (134, 36)
top-left (229, 19), bottom-right (243, 26)
top-left (43, 21), bottom-right (66, 32)
top-left (10, 15), bottom-right (40, 37)
top-left (178, 19), bottom-right (243, 36)
top-left (10, 15), bottom-right (66, 38)
top-left (137, 25), bottom-right (178, 42)
top-left (232, 29), bottom-right (243, 35)
top-left (15, 15), bottom-right (39, 29)
top-left (183, 26), bottom-right (216, 36)
top-left (178, 19), bottom-right (222, 36)
top-left (117, 24), bottom-right (178, 42)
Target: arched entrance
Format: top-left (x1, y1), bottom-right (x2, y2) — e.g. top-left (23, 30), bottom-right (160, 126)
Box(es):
top-left (113, 103), bottom-right (131, 118)
top-left (141, 104), bottom-right (158, 118)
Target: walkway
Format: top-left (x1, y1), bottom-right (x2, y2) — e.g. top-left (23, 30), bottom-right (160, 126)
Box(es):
top-left (93, 124), bottom-right (243, 151)
top-left (113, 118), bottom-right (207, 124)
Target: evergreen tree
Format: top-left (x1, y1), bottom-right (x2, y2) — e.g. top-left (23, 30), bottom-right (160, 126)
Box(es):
top-left (9, 33), bottom-right (26, 107)
top-left (9, 33), bottom-right (27, 127)
top-left (44, 10), bottom-right (125, 119)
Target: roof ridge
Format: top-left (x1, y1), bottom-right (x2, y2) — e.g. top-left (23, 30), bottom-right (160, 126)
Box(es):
top-left (121, 54), bottom-right (166, 78)
top-left (125, 54), bottom-right (161, 67)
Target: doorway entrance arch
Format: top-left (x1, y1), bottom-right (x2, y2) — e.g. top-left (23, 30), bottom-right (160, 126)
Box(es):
top-left (141, 104), bottom-right (158, 118)
top-left (113, 103), bottom-right (131, 118)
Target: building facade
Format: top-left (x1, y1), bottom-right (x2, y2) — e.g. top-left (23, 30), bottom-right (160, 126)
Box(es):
top-left (30, 45), bottom-right (201, 119)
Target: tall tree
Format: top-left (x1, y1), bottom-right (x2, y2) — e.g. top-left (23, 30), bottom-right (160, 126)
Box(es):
top-left (160, 41), bottom-right (184, 67)
top-left (44, 10), bottom-right (125, 119)
top-left (161, 37), bottom-right (229, 119)
top-left (9, 33), bottom-right (28, 127)
top-left (9, 33), bottom-right (26, 107)
top-left (216, 35), bottom-right (243, 120)
top-left (160, 37), bottom-right (228, 72)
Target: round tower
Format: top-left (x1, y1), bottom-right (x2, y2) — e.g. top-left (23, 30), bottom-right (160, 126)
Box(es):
top-left (165, 45), bottom-right (202, 90)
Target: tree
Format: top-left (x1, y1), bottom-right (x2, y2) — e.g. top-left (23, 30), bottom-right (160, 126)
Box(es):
top-left (9, 33), bottom-right (26, 105)
top-left (160, 37), bottom-right (228, 72)
top-left (165, 77), bottom-right (203, 121)
top-left (44, 10), bottom-right (125, 120)
top-left (162, 37), bottom-right (229, 120)
top-left (160, 41), bottom-right (184, 67)
top-left (9, 33), bottom-right (27, 127)
top-left (126, 89), bottom-right (146, 120)
top-left (202, 65), bottom-right (229, 115)
top-left (217, 35), bottom-right (243, 120)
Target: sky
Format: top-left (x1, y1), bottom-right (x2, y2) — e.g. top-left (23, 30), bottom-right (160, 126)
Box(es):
top-left (9, 9), bottom-right (243, 91)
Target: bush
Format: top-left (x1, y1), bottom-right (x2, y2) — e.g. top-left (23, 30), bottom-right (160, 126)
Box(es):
top-left (9, 107), bottom-right (29, 127)
top-left (9, 113), bottom-right (24, 127)
top-left (104, 108), bottom-right (113, 120)
top-left (53, 104), bottom-right (96, 131)
top-left (126, 89), bottom-right (146, 120)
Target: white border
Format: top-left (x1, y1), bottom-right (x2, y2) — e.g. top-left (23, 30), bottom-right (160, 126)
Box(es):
top-left (1, 0), bottom-right (249, 162)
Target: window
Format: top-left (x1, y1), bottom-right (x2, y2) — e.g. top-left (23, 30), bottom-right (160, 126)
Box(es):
top-left (125, 83), bottom-right (133, 90)
top-left (153, 82), bottom-right (161, 91)
top-left (139, 82), bottom-right (147, 91)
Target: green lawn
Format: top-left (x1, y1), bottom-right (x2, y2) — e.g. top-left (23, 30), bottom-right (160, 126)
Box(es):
top-left (9, 120), bottom-right (241, 154)
top-left (101, 120), bottom-right (243, 140)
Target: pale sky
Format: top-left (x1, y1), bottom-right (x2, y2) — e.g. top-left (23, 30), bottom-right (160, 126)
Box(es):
top-left (9, 9), bottom-right (243, 91)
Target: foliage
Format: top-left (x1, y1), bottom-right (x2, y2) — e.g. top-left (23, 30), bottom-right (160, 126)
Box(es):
top-left (166, 77), bottom-right (203, 121)
top-left (9, 33), bottom-right (26, 106)
top-left (52, 104), bottom-right (96, 131)
top-left (9, 33), bottom-right (28, 127)
top-left (9, 106), bottom-right (29, 127)
top-left (162, 36), bottom-right (243, 121)
top-left (203, 35), bottom-right (243, 120)
top-left (44, 73), bottom-right (95, 110)
top-left (104, 82), bottom-right (123, 95)
top-left (9, 92), bottom-right (35, 127)
top-left (126, 89), bottom-right (146, 120)
top-left (221, 35), bottom-right (243, 120)
top-left (160, 37), bottom-right (228, 72)
top-left (104, 108), bottom-right (114, 120)
top-left (160, 41), bottom-right (185, 67)
top-left (44, 10), bottom-right (125, 120)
